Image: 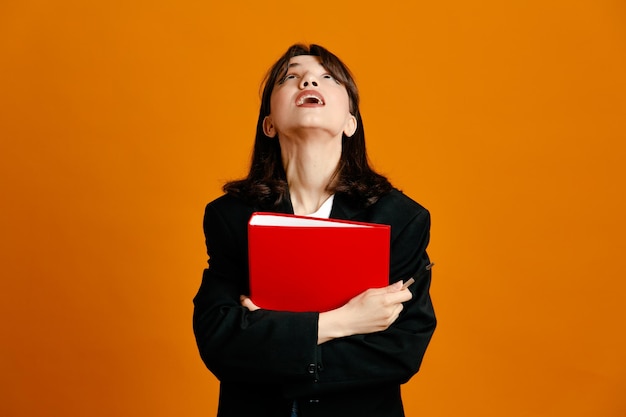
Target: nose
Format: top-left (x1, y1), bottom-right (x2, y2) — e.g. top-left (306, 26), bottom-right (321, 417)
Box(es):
top-left (300, 73), bottom-right (318, 89)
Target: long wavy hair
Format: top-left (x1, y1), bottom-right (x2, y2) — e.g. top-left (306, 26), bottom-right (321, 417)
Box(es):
top-left (224, 43), bottom-right (392, 209)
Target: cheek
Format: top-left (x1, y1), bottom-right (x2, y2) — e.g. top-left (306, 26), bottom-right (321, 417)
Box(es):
top-left (332, 86), bottom-right (351, 108)
top-left (336, 92), bottom-right (352, 115)
top-left (269, 93), bottom-right (289, 116)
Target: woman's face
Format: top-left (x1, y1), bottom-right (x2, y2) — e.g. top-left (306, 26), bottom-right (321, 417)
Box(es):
top-left (263, 55), bottom-right (356, 140)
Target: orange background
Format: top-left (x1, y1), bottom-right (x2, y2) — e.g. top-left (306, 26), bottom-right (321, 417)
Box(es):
top-left (1, 1), bottom-right (625, 416)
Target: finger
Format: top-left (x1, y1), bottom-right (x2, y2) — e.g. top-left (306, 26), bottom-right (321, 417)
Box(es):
top-left (240, 295), bottom-right (260, 311)
top-left (382, 304), bottom-right (404, 329)
top-left (385, 288), bottom-right (413, 304)
top-left (369, 281), bottom-right (403, 295)
top-left (388, 280), bottom-right (404, 291)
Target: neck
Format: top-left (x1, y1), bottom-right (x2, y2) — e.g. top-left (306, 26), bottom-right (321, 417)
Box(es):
top-left (279, 134), bottom-right (341, 215)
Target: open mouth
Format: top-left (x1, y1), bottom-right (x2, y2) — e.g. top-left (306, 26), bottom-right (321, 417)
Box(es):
top-left (296, 91), bottom-right (325, 106)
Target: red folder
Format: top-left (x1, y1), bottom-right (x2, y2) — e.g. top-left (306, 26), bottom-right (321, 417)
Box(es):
top-left (248, 212), bottom-right (390, 312)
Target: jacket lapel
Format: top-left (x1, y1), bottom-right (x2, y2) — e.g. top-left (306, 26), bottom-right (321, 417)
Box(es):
top-left (330, 193), bottom-right (366, 221)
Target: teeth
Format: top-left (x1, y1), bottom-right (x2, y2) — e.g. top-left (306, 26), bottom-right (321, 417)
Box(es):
top-left (297, 94), bottom-right (324, 105)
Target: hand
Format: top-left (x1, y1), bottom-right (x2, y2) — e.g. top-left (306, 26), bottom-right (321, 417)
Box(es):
top-left (318, 280), bottom-right (412, 344)
top-left (240, 295), bottom-right (260, 311)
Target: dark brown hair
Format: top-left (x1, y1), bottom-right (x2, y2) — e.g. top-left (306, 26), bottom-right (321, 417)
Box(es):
top-left (224, 43), bottom-right (392, 209)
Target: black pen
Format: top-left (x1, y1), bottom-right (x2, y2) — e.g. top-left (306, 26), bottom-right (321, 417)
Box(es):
top-left (402, 262), bottom-right (435, 289)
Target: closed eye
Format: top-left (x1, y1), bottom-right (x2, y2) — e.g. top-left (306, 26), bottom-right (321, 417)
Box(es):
top-left (278, 73), bottom-right (298, 85)
top-left (323, 73), bottom-right (341, 84)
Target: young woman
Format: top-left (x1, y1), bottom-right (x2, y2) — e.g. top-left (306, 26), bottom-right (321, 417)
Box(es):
top-left (193, 44), bottom-right (436, 417)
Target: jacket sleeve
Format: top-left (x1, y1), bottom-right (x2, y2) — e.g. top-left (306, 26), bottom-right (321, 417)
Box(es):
top-left (192, 201), bottom-right (320, 383)
top-left (286, 207), bottom-right (436, 397)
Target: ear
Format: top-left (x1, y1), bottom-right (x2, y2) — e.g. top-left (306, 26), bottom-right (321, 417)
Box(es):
top-left (343, 114), bottom-right (357, 137)
top-left (263, 116), bottom-right (276, 138)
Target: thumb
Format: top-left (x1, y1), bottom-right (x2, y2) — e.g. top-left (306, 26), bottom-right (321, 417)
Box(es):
top-left (388, 280), bottom-right (404, 292)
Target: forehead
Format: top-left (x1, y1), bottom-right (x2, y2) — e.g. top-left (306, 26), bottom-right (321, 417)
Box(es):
top-left (286, 55), bottom-right (324, 70)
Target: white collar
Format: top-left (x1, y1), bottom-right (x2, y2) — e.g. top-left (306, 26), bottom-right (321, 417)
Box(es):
top-left (305, 195), bottom-right (334, 219)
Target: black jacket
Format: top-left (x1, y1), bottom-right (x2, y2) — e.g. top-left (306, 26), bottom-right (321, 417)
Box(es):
top-left (193, 189), bottom-right (436, 417)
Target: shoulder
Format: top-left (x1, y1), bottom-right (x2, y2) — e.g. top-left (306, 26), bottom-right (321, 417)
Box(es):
top-left (358, 188), bottom-right (431, 246)
top-left (368, 188), bottom-right (430, 224)
top-left (376, 188), bottom-right (428, 214)
top-left (203, 194), bottom-right (256, 235)
top-left (205, 193), bottom-right (259, 216)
